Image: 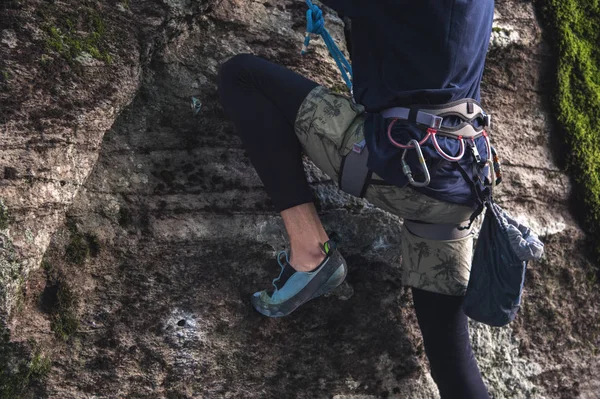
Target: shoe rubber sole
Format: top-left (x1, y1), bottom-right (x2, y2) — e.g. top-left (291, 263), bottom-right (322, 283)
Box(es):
top-left (251, 254), bottom-right (347, 318)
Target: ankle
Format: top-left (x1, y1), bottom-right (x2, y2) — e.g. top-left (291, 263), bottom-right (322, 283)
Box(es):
top-left (289, 245), bottom-right (326, 272)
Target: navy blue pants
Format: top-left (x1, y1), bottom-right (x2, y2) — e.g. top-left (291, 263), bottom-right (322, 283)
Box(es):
top-left (218, 54), bottom-right (490, 399)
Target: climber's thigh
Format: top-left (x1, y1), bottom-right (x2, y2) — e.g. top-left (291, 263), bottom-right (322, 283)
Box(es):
top-left (399, 223), bottom-right (474, 296)
top-left (294, 85), bottom-right (365, 181)
top-left (367, 185), bottom-right (476, 296)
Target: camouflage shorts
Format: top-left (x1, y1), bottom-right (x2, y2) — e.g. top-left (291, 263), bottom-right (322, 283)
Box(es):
top-left (294, 86), bottom-right (476, 296)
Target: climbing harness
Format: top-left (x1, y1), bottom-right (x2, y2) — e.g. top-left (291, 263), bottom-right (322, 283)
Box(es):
top-left (380, 99), bottom-right (495, 190)
top-left (301, 0), bottom-right (353, 93)
top-left (339, 139), bottom-right (371, 197)
top-left (338, 99), bottom-right (500, 203)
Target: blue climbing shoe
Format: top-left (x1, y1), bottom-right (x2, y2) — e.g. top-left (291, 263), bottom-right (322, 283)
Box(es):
top-left (251, 240), bottom-right (347, 318)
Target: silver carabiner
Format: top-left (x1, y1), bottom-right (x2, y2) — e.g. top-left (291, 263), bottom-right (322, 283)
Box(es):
top-left (486, 159), bottom-right (496, 192)
top-left (401, 139), bottom-right (431, 187)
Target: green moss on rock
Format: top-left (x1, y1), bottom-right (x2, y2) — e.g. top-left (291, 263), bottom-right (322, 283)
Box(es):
top-left (64, 231), bottom-right (100, 264)
top-left (0, 231), bottom-right (23, 319)
top-left (44, 9), bottom-right (112, 64)
top-left (0, 199), bottom-right (10, 230)
top-left (0, 70), bottom-right (10, 83)
top-left (50, 283), bottom-right (79, 341)
top-left (537, 0), bottom-right (600, 259)
top-left (40, 261), bottom-right (80, 342)
top-left (65, 234), bottom-right (89, 265)
top-left (0, 328), bottom-right (50, 398)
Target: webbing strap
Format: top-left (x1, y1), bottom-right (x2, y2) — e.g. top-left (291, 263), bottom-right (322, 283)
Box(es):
top-left (381, 99), bottom-right (491, 138)
top-left (456, 158), bottom-right (490, 230)
top-left (381, 107), bottom-right (443, 129)
top-left (420, 101), bottom-right (485, 119)
top-left (404, 220), bottom-right (472, 240)
top-left (339, 142), bottom-right (372, 197)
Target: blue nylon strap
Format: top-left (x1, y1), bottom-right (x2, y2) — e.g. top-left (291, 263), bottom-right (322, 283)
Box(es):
top-left (302, 0), bottom-right (353, 92)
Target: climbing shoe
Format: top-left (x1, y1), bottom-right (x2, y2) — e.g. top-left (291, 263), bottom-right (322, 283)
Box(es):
top-left (251, 240), bottom-right (347, 318)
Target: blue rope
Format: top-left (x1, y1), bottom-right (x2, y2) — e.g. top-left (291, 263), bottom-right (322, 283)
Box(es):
top-left (302, 0), bottom-right (353, 92)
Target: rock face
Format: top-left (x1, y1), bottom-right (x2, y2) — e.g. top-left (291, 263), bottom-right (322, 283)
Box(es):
top-left (0, 0), bottom-right (145, 323)
top-left (1, 0), bottom-right (598, 398)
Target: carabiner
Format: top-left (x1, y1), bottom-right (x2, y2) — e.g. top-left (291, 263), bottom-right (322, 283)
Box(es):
top-left (431, 132), bottom-right (466, 162)
top-left (401, 139), bottom-right (431, 187)
top-left (486, 159), bottom-right (496, 191)
top-left (387, 119), bottom-right (433, 149)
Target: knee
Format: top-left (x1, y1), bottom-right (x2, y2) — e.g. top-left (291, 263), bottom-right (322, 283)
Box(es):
top-left (217, 53), bottom-right (256, 95)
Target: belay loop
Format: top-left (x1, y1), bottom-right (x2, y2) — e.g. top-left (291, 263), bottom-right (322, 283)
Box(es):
top-left (431, 131), bottom-right (467, 162)
top-left (302, 0), bottom-right (353, 93)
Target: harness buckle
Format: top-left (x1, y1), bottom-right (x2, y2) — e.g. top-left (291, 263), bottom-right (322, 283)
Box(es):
top-left (483, 113), bottom-right (492, 128)
top-left (431, 115), bottom-right (443, 129)
top-left (470, 142), bottom-right (482, 163)
top-left (485, 159), bottom-right (497, 191)
top-left (352, 139), bottom-right (366, 154)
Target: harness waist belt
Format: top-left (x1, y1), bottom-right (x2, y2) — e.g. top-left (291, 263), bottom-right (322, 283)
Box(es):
top-left (381, 107), bottom-right (444, 129)
top-left (338, 99), bottom-right (494, 198)
top-left (381, 98), bottom-right (490, 138)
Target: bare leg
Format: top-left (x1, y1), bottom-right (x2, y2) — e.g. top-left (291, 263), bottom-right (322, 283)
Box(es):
top-left (281, 203), bottom-right (329, 272)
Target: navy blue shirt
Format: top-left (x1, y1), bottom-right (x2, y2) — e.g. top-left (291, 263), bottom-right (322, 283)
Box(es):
top-left (320, 0), bottom-right (494, 111)
top-left (319, 0), bottom-right (495, 206)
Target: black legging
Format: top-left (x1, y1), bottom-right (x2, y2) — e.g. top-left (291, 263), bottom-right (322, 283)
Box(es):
top-left (218, 53), bottom-right (318, 212)
top-left (412, 289), bottom-right (490, 398)
top-left (218, 54), bottom-right (489, 399)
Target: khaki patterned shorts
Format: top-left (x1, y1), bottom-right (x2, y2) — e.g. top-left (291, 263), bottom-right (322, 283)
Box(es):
top-left (295, 86), bottom-right (476, 296)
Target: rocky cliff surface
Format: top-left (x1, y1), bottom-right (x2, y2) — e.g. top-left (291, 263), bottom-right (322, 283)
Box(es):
top-left (1, 0), bottom-right (598, 398)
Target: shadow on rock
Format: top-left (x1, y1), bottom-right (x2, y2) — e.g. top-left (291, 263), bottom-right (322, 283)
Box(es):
top-left (92, 243), bottom-right (422, 398)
